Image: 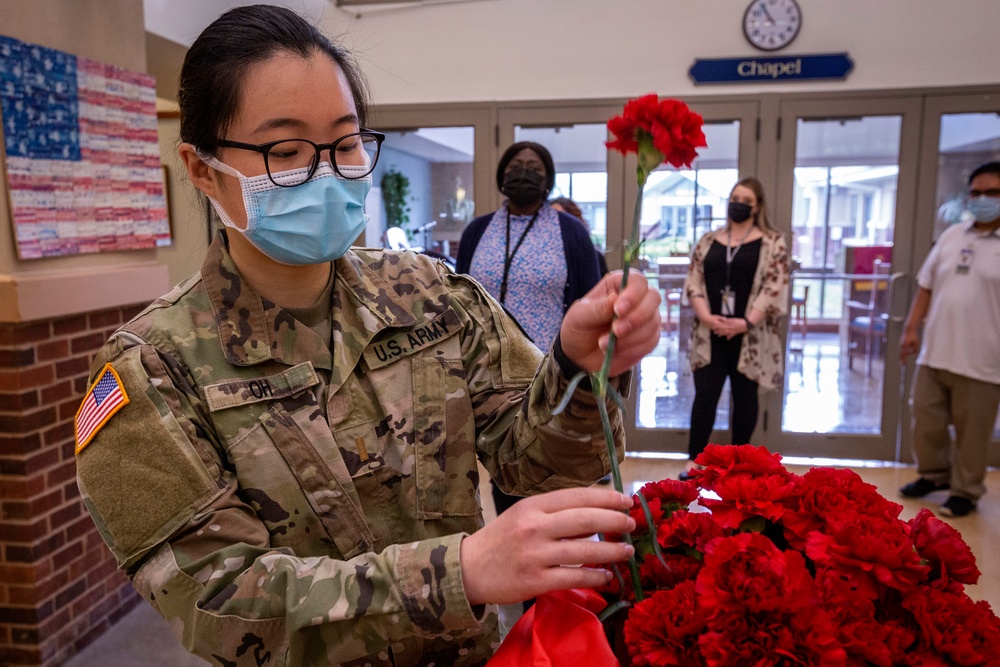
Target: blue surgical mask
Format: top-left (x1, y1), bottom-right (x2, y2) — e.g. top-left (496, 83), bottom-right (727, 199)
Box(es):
top-left (966, 196), bottom-right (1000, 224)
top-left (198, 152), bottom-right (371, 265)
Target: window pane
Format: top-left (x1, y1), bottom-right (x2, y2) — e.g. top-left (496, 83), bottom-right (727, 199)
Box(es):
top-left (372, 127), bottom-right (475, 259)
top-left (515, 124), bottom-right (608, 250)
top-left (635, 121), bottom-right (740, 431)
top-left (783, 116), bottom-right (901, 435)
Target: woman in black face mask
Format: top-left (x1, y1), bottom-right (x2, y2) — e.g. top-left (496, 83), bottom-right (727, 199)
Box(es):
top-left (456, 142), bottom-right (602, 515)
top-left (680, 177), bottom-right (790, 480)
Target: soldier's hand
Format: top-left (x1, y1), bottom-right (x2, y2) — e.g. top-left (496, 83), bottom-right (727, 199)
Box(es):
top-left (459, 488), bottom-right (635, 606)
top-left (559, 270), bottom-right (661, 377)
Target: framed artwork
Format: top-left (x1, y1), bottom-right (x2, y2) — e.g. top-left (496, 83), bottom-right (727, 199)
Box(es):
top-left (0, 35), bottom-right (171, 259)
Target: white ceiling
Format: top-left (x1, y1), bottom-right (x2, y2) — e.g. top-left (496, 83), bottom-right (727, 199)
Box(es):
top-left (143, 0), bottom-right (486, 46)
top-left (143, 0), bottom-right (336, 46)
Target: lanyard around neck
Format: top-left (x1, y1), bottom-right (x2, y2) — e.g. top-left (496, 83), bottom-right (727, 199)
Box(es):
top-left (725, 225), bottom-right (753, 287)
top-left (499, 208), bottom-right (541, 303)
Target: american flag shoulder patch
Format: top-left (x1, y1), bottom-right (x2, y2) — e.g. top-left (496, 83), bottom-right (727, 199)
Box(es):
top-left (74, 363), bottom-right (129, 455)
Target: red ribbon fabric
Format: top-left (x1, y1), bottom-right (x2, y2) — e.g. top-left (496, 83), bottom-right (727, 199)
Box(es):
top-left (486, 589), bottom-right (619, 667)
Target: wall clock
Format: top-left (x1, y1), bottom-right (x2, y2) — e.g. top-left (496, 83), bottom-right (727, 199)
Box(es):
top-left (743, 0), bottom-right (802, 52)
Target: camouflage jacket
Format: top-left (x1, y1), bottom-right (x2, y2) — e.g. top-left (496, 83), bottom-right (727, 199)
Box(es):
top-left (76, 236), bottom-right (625, 667)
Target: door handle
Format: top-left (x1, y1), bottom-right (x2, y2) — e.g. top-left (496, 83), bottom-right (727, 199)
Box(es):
top-left (886, 272), bottom-right (908, 323)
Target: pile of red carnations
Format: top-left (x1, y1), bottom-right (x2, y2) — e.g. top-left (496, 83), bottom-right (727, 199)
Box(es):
top-left (594, 444), bottom-right (1000, 666)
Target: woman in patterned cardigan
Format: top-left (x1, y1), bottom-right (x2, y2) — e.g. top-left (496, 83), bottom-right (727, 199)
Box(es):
top-left (681, 177), bottom-right (790, 479)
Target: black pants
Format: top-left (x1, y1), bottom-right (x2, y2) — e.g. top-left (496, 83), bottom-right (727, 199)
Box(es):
top-left (688, 333), bottom-right (759, 459)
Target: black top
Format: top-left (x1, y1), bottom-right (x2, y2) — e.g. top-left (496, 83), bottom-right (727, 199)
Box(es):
top-left (704, 238), bottom-right (762, 318)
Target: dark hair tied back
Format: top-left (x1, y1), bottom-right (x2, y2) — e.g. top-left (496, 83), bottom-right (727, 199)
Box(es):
top-left (178, 4), bottom-right (370, 153)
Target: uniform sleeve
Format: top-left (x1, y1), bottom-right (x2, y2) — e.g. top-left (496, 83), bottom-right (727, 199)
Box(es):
top-left (750, 233), bottom-right (791, 318)
top-left (442, 273), bottom-right (626, 496)
top-left (76, 339), bottom-right (485, 665)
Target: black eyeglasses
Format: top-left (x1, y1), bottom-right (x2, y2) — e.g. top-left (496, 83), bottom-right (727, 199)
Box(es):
top-left (215, 130), bottom-right (385, 187)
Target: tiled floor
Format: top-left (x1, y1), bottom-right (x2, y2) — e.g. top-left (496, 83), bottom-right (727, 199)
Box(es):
top-left (63, 456), bottom-right (1000, 667)
top-left (639, 328), bottom-right (1000, 437)
top-left (637, 330), bottom-right (888, 434)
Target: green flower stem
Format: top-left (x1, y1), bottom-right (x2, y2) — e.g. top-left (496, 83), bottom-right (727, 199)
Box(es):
top-left (594, 393), bottom-right (642, 601)
top-left (591, 163), bottom-right (650, 608)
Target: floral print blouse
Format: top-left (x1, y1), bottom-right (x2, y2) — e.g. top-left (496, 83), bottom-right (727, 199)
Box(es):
top-left (683, 228), bottom-right (791, 390)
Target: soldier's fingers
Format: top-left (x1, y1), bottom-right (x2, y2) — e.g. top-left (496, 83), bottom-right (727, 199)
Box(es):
top-left (525, 487), bottom-right (633, 514)
top-left (534, 566), bottom-right (617, 596)
top-left (539, 507), bottom-right (636, 542)
top-left (611, 288), bottom-right (661, 339)
top-left (540, 536), bottom-right (635, 568)
top-left (611, 270), bottom-right (650, 318)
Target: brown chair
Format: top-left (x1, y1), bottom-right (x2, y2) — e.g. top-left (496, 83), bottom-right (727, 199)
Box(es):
top-left (846, 259), bottom-right (891, 376)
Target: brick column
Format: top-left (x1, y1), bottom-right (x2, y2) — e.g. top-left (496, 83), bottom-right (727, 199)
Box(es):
top-left (0, 304), bottom-right (146, 666)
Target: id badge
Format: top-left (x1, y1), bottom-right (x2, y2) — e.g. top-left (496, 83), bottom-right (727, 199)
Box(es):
top-left (957, 247), bottom-right (973, 275)
top-left (721, 287), bottom-right (735, 316)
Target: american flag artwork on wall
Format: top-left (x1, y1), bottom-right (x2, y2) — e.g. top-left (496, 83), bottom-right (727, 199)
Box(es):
top-left (0, 35), bottom-right (170, 259)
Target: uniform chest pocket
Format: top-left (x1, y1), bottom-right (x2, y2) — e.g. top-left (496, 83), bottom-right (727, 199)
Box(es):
top-left (225, 396), bottom-right (376, 559)
top-left (411, 355), bottom-right (479, 519)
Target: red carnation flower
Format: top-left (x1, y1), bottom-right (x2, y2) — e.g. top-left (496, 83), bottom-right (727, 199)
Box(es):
top-left (897, 649), bottom-right (953, 667)
top-left (908, 508), bottom-right (981, 591)
top-left (656, 509), bottom-right (725, 552)
top-left (629, 478), bottom-right (700, 534)
top-left (698, 611), bottom-right (847, 667)
top-left (903, 586), bottom-right (1000, 666)
top-left (806, 514), bottom-right (929, 598)
top-left (782, 467), bottom-right (903, 549)
top-left (638, 478), bottom-right (700, 507)
top-left (606, 94), bottom-right (706, 169)
top-left (693, 444), bottom-right (790, 488)
top-left (697, 533), bottom-right (818, 614)
top-left (816, 570), bottom-right (897, 667)
top-left (623, 582), bottom-right (709, 667)
top-left (639, 552), bottom-right (703, 592)
top-left (697, 471), bottom-right (794, 529)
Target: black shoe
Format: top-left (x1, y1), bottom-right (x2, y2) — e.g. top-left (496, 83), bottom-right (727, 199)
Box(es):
top-left (899, 477), bottom-right (949, 498)
top-left (939, 496), bottom-right (976, 517)
top-left (596, 474), bottom-right (612, 485)
top-left (678, 469), bottom-right (698, 482)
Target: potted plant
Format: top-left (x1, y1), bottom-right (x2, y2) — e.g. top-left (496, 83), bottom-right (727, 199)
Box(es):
top-left (381, 168), bottom-right (411, 230)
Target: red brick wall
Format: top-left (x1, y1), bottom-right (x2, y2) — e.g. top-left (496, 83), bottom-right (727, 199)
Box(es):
top-left (0, 304), bottom-right (146, 666)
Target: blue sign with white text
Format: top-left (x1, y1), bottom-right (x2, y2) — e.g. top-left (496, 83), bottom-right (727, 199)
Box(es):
top-left (689, 53), bottom-right (854, 84)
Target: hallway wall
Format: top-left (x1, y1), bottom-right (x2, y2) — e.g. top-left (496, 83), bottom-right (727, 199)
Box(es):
top-left (321, 0), bottom-right (1000, 104)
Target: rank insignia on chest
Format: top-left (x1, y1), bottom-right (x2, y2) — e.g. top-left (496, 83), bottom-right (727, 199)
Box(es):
top-left (363, 309), bottom-right (461, 369)
top-left (74, 363), bottom-right (129, 455)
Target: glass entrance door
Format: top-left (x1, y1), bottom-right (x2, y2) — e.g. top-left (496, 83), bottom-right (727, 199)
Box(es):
top-left (767, 97), bottom-right (923, 461)
top-left (633, 121), bottom-right (741, 438)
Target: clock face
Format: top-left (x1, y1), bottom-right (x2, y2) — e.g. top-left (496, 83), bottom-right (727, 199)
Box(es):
top-left (743, 0), bottom-right (802, 52)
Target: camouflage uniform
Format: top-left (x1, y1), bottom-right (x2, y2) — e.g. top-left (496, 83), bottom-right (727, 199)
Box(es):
top-left (76, 235), bottom-right (625, 666)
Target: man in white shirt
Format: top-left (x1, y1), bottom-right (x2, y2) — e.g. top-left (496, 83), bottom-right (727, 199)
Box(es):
top-left (899, 161), bottom-right (1000, 517)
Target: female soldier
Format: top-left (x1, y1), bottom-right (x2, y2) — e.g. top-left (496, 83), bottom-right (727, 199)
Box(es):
top-left (681, 177), bottom-right (789, 480)
top-left (74, 5), bottom-right (660, 666)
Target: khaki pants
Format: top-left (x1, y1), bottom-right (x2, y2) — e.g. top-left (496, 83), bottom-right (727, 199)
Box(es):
top-left (910, 365), bottom-right (1000, 501)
